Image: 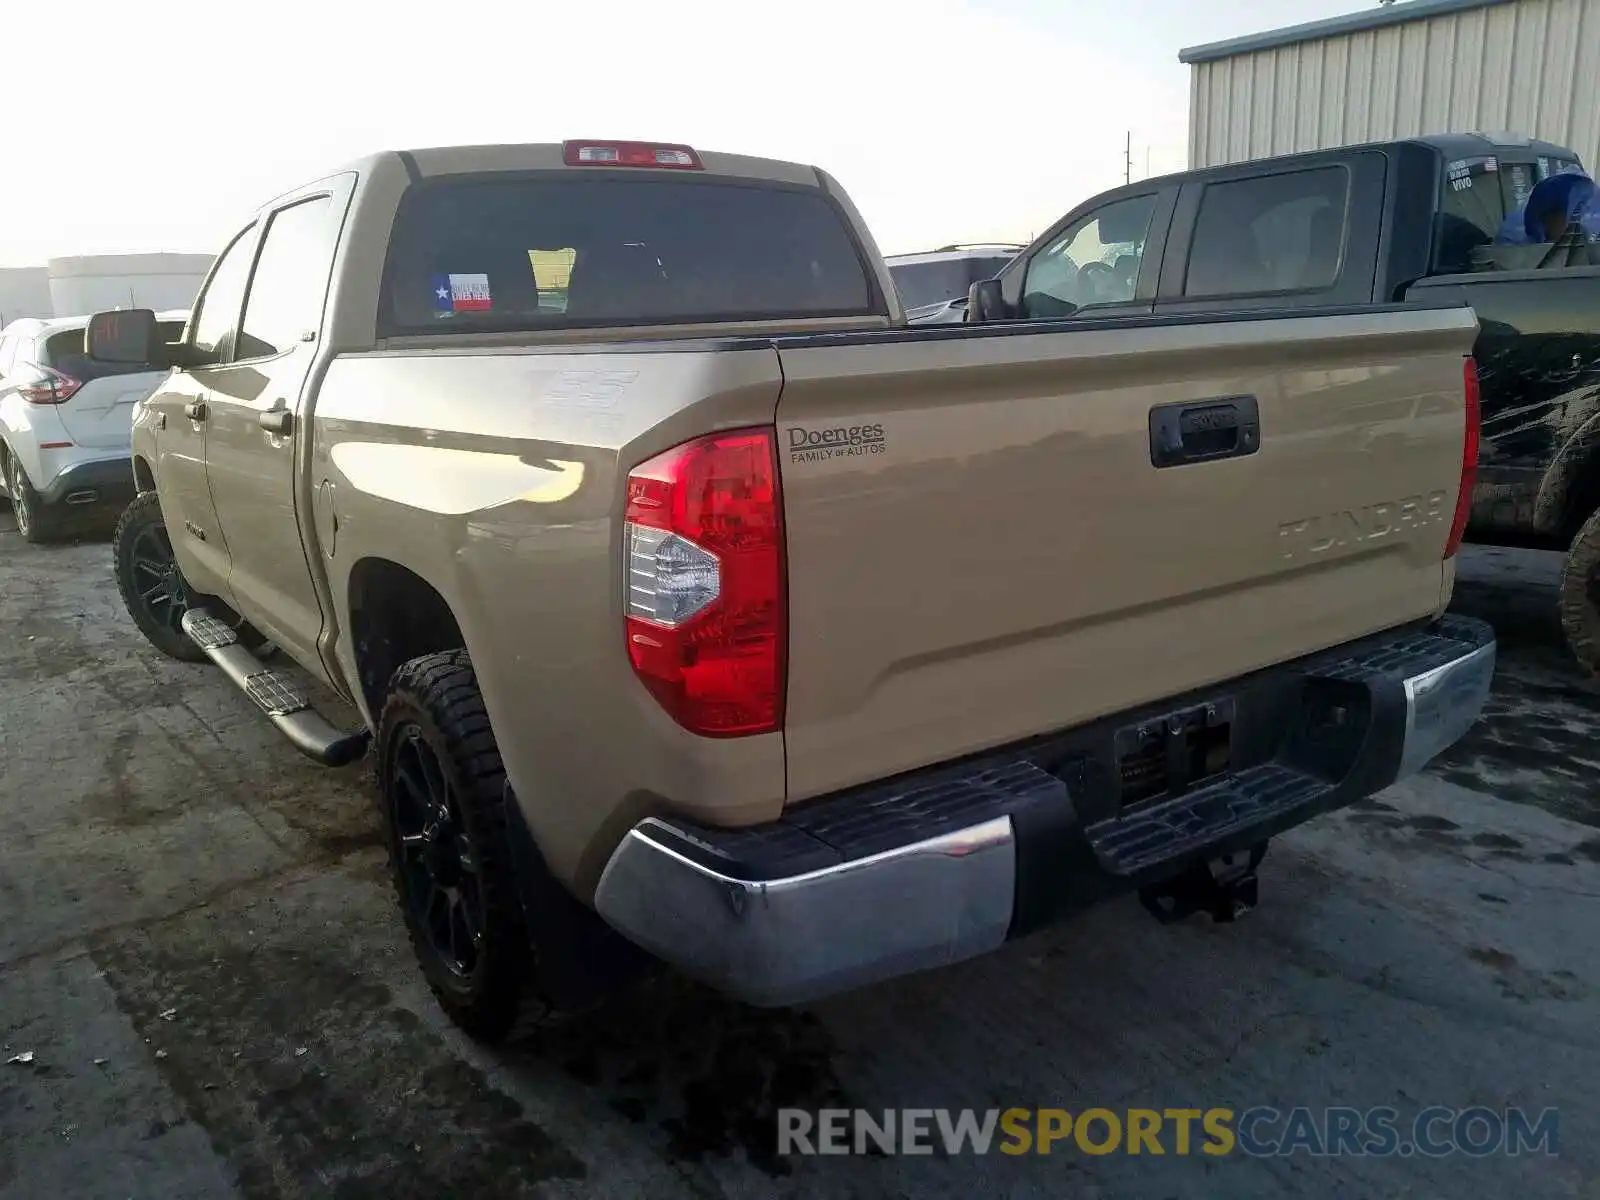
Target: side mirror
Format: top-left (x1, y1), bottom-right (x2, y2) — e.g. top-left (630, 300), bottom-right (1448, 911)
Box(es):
top-left (86, 308), bottom-right (160, 365)
top-left (966, 278), bottom-right (1013, 324)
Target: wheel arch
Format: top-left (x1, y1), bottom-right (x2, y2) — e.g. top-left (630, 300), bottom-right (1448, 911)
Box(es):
top-left (347, 556), bottom-right (467, 722)
top-left (1558, 452), bottom-right (1600, 545)
top-left (132, 453), bottom-right (156, 494)
top-left (1534, 412), bottom-right (1600, 543)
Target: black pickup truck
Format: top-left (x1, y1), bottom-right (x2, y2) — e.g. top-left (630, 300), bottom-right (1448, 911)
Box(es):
top-left (966, 133), bottom-right (1600, 674)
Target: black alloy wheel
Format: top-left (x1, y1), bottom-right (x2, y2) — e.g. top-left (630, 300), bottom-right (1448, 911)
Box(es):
top-left (376, 650), bottom-right (544, 1043)
top-left (388, 722), bottom-right (487, 979)
top-left (112, 491), bottom-right (208, 661)
top-left (112, 492), bottom-right (272, 662)
top-left (128, 522), bottom-right (190, 638)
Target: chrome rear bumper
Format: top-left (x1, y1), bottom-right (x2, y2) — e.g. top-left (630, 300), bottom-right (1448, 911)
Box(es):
top-left (596, 818), bottom-right (1014, 1007)
top-left (594, 616), bottom-right (1495, 1007)
top-left (1397, 639), bottom-right (1496, 779)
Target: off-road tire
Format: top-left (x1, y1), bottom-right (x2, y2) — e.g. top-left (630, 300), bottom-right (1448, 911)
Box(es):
top-left (377, 650), bottom-right (554, 1043)
top-left (4, 451), bottom-right (63, 544)
top-left (112, 491), bottom-right (270, 663)
top-left (1559, 505), bottom-right (1600, 677)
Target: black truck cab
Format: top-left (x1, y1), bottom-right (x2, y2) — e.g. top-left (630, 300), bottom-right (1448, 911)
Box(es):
top-left (974, 133), bottom-right (1600, 674)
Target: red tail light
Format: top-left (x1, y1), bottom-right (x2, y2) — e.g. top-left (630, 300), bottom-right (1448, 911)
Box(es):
top-left (18, 365), bottom-right (81, 405)
top-left (1444, 356), bottom-right (1480, 560)
top-left (563, 139), bottom-right (703, 170)
top-left (624, 428), bottom-right (785, 737)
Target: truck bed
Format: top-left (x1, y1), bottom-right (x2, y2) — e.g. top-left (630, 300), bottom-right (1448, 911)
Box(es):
top-left (306, 299), bottom-right (1476, 898)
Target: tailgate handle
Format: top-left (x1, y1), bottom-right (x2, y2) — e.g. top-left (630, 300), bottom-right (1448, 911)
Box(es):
top-left (1149, 396), bottom-right (1260, 468)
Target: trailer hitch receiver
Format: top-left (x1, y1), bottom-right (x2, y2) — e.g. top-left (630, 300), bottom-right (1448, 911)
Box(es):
top-left (1139, 843), bottom-right (1267, 925)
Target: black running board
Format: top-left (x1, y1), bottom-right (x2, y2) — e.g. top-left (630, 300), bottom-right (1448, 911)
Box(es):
top-left (180, 608), bottom-right (370, 767)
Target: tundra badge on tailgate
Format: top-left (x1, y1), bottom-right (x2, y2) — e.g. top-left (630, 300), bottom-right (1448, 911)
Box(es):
top-left (1278, 490), bottom-right (1448, 560)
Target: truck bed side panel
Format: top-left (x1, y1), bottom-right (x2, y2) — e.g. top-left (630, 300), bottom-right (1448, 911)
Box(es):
top-left (774, 307), bottom-right (1479, 801)
top-left (311, 345), bottom-right (789, 894)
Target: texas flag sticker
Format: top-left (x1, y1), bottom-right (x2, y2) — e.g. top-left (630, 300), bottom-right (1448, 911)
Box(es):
top-left (432, 273), bottom-right (493, 314)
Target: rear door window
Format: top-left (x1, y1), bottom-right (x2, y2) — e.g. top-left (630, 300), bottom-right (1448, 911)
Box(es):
top-left (1184, 167), bottom-right (1349, 297)
top-left (39, 328), bottom-right (160, 383)
top-left (40, 329), bottom-right (90, 379)
top-left (238, 195), bottom-right (338, 360)
top-left (189, 226), bottom-right (258, 359)
top-left (1503, 162), bottom-right (1537, 213)
top-left (1437, 155), bottom-right (1508, 256)
top-left (382, 176), bottom-right (876, 334)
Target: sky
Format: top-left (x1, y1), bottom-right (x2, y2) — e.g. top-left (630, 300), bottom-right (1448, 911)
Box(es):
top-left (0, 0), bottom-right (1362, 265)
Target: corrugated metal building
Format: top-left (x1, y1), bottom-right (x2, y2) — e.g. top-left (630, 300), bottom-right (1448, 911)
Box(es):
top-left (1181, 0), bottom-right (1600, 171)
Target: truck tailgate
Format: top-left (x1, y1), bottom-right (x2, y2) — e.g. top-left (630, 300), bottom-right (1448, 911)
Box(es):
top-left (774, 306), bottom-right (1479, 801)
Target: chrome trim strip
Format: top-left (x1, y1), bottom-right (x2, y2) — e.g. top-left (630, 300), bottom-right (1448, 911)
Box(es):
top-left (1397, 640), bottom-right (1496, 779)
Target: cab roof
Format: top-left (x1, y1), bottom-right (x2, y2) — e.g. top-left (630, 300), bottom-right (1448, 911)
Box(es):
top-left (334, 141), bottom-right (827, 189)
top-left (1123, 132), bottom-right (1583, 195)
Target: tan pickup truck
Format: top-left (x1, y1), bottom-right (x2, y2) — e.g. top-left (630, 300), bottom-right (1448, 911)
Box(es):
top-left (87, 138), bottom-right (1495, 1042)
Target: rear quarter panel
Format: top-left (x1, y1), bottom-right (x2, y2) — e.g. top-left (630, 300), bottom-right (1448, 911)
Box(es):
top-left (1, 392), bottom-right (71, 485)
top-left (311, 346), bottom-right (788, 895)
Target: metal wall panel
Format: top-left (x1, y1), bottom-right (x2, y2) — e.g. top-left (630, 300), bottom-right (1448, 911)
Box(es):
top-left (1188, 0), bottom-right (1600, 169)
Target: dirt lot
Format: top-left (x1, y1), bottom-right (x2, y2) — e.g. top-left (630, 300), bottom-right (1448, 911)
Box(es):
top-left (2, 512), bottom-right (1598, 1200)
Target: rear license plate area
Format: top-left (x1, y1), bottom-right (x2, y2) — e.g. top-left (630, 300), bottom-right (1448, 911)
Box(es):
top-left (1114, 697), bottom-right (1236, 811)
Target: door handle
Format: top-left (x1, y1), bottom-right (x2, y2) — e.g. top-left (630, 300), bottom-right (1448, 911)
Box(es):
top-left (184, 400), bottom-right (207, 421)
top-left (259, 409), bottom-right (293, 435)
top-left (1149, 396), bottom-right (1260, 468)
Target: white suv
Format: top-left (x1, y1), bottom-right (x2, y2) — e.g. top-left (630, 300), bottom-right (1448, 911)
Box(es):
top-left (0, 311), bottom-right (186, 542)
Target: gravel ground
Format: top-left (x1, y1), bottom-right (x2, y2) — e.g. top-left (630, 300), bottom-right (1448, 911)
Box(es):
top-left (2, 510), bottom-right (1598, 1200)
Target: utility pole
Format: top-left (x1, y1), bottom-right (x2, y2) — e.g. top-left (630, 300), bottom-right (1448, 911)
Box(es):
top-left (1125, 131), bottom-right (1133, 185)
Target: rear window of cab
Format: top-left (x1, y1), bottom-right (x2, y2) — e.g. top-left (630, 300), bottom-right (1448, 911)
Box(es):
top-left (380, 175), bottom-right (879, 335)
